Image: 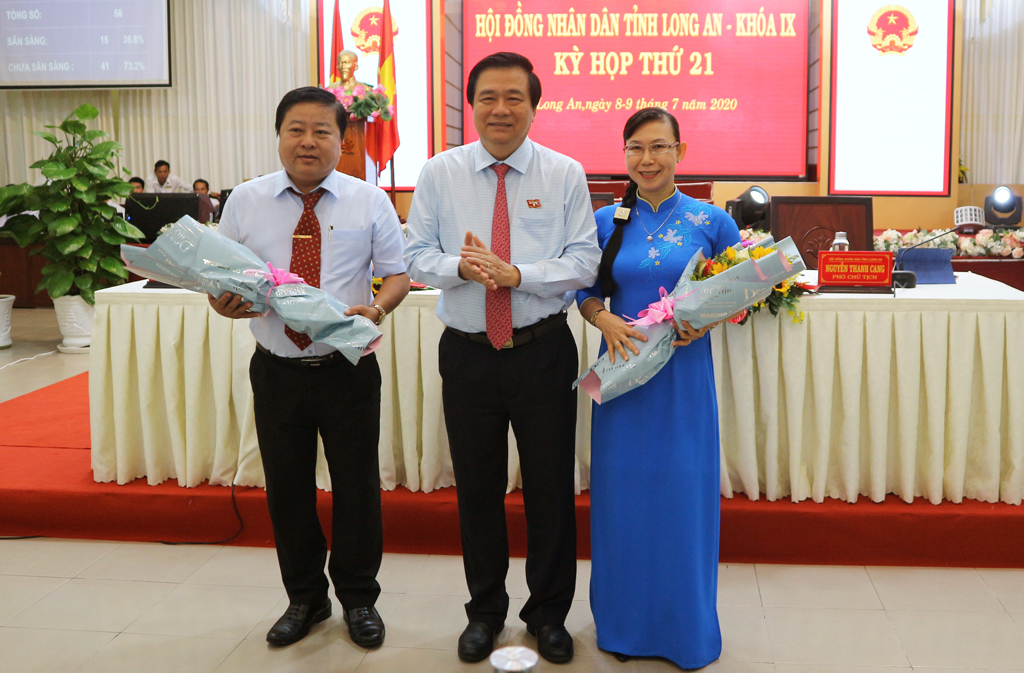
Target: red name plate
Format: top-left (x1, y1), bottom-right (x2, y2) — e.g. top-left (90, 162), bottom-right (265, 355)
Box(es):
top-left (817, 251), bottom-right (894, 287)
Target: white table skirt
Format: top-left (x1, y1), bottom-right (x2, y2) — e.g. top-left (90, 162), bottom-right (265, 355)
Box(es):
top-left (90, 273), bottom-right (1024, 504)
top-left (89, 287), bottom-right (603, 495)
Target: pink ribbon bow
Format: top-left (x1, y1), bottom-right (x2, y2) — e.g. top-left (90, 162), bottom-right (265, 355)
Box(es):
top-left (243, 264), bottom-right (306, 313)
top-left (265, 263), bottom-right (304, 287)
top-left (244, 263), bottom-right (305, 289)
top-left (627, 287), bottom-right (676, 327)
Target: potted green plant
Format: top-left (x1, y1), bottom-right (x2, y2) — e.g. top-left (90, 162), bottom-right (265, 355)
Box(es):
top-left (0, 104), bottom-right (143, 352)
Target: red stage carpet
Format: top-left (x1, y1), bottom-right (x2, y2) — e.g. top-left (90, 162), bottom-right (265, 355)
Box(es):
top-left (1, 374), bottom-right (1022, 567)
top-left (0, 372), bottom-right (91, 449)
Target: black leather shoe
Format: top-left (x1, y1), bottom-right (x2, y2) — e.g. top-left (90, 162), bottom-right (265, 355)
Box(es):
top-left (527, 624), bottom-right (574, 664)
top-left (344, 606), bottom-right (385, 648)
top-left (266, 598), bottom-right (332, 646)
top-left (458, 621), bottom-right (497, 662)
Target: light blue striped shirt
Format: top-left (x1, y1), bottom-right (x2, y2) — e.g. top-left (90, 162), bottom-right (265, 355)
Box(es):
top-left (404, 139), bottom-right (600, 332)
top-left (219, 169), bottom-right (407, 357)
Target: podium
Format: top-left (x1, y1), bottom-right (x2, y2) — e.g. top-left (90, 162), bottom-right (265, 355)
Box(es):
top-left (337, 120), bottom-right (366, 180)
top-left (768, 196), bottom-right (873, 270)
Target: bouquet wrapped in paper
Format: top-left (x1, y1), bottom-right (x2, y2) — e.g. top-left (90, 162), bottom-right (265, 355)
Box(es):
top-left (574, 236), bottom-right (805, 404)
top-left (119, 215), bottom-right (382, 365)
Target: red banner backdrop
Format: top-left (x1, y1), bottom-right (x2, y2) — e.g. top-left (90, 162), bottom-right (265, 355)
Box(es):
top-left (463, 0), bottom-right (809, 178)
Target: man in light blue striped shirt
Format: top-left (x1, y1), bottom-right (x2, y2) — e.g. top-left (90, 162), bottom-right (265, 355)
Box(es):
top-left (405, 52), bottom-right (600, 665)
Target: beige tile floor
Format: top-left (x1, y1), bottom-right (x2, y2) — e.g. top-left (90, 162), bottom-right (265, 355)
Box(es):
top-left (0, 309), bottom-right (89, 403)
top-left (3, 313), bottom-right (1024, 672)
top-left (1, 540), bottom-right (1023, 673)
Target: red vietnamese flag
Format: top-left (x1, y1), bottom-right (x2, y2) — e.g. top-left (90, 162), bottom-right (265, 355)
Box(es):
top-left (374, 0), bottom-right (399, 176)
top-left (328, 0), bottom-right (343, 85)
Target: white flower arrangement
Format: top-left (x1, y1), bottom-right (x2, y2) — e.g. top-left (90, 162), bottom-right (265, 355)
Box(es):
top-left (957, 235), bottom-right (986, 257)
top-left (899, 228), bottom-right (957, 249)
top-left (873, 228), bottom-right (1024, 258)
top-left (875, 229), bottom-right (903, 253)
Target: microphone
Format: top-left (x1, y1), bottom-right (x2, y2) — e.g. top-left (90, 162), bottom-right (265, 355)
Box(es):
top-left (892, 226), bottom-right (963, 288)
top-left (895, 226), bottom-right (962, 268)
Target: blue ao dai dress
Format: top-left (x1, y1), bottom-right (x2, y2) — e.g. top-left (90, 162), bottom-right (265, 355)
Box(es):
top-left (576, 190), bottom-right (741, 668)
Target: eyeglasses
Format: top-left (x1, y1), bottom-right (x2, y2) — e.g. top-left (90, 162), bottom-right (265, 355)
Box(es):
top-left (623, 142), bottom-right (679, 156)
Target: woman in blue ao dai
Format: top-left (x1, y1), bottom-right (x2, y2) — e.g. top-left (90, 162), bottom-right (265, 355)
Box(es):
top-left (576, 108), bottom-right (741, 668)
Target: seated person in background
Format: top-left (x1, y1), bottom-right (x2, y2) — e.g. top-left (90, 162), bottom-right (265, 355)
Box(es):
top-left (115, 180), bottom-right (140, 214)
top-left (193, 179), bottom-right (220, 208)
top-left (145, 160), bottom-right (190, 193)
top-left (107, 198), bottom-right (126, 216)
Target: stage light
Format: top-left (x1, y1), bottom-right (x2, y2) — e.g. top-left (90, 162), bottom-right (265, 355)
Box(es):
top-left (984, 185), bottom-right (1022, 228)
top-left (726, 186), bottom-right (770, 229)
top-left (993, 186), bottom-right (1013, 209)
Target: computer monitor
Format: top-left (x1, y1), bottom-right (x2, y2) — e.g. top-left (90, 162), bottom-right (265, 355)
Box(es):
top-left (216, 188), bottom-right (232, 221)
top-left (124, 193), bottom-right (200, 242)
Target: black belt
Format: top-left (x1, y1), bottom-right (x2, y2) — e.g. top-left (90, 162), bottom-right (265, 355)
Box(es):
top-left (255, 342), bottom-right (345, 368)
top-left (446, 311), bottom-right (567, 349)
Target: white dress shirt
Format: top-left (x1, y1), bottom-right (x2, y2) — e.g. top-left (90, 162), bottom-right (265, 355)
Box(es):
top-left (145, 173), bottom-right (190, 193)
top-left (404, 139), bottom-right (600, 332)
top-left (218, 169), bottom-right (407, 357)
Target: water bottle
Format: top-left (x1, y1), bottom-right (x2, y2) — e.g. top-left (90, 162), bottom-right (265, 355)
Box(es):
top-left (490, 646), bottom-right (539, 672)
top-left (830, 231), bottom-right (850, 251)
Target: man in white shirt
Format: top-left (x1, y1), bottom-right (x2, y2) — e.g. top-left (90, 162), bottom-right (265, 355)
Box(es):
top-left (404, 52), bottom-right (600, 664)
top-left (144, 160), bottom-right (189, 193)
top-left (209, 86), bottom-right (409, 649)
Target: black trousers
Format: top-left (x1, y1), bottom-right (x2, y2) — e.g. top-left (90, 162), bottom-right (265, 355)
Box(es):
top-left (439, 322), bottom-right (579, 631)
top-left (250, 348), bottom-right (383, 610)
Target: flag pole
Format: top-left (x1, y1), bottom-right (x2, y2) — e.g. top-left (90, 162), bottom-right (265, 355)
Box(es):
top-left (376, 0), bottom-right (399, 212)
top-left (389, 160), bottom-right (396, 209)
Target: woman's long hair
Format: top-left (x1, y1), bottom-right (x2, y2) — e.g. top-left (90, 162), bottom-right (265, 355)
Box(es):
top-left (598, 107), bottom-right (681, 297)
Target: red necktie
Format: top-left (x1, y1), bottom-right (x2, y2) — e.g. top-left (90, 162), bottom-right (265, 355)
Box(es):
top-left (487, 164), bottom-right (513, 350)
top-left (285, 187), bottom-right (326, 350)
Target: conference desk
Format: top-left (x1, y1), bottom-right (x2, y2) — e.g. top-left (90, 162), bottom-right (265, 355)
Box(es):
top-left (90, 273), bottom-right (1024, 505)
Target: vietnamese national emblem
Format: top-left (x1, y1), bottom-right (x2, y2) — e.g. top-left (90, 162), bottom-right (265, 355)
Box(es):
top-left (351, 7), bottom-right (400, 55)
top-left (867, 5), bottom-right (918, 54)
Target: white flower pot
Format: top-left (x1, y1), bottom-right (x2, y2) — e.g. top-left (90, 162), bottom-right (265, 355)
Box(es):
top-left (53, 295), bottom-right (93, 353)
top-left (0, 295), bottom-right (14, 349)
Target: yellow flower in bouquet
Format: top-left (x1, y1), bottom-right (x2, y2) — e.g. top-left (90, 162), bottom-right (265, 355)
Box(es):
top-left (691, 242), bottom-right (812, 325)
top-left (749, 245), bottom-right (773, 261)
top-left (767, 277), bottom-right (812, 323)
top-left (691, 243), bottom-right (773, 281)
